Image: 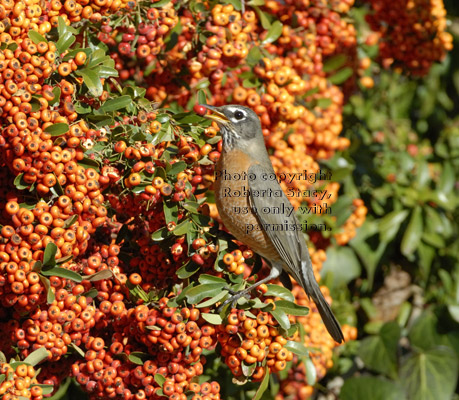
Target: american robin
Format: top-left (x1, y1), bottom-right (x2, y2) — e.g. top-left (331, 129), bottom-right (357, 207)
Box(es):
top-left (202, 104), bottom-right (344, 343)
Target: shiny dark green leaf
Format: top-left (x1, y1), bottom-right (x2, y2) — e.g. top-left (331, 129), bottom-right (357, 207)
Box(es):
top-left (128, 352), bottom-right (149, 365)
top-left (28, 30), bottom-right (47, 44)
top-left (401, 206), bottom-right (423, 257)
top-left (253, 369), bottom-right (270, 400)
top-left (265, 284), bottom-right (295, 302)
top-left (76, 69), bottom-right (103, 97)
top-left (358, 321), bottom-right (400, 379)
top-left (328, 67), bottom-right (353, 85)
top-left (341, 376), bottom-right (404, 400)
top-left (56, 31), bottom-right (75, 54)
top-left (201, 313), bottom-right (223, 324)
top-left (400, 347), bottom-right (458, 400)
top-left (176, 261), bottom-right (200, 279)
top-left (98, 96), bottom-right (131, 113)
top-left (185, 284), bottom-right (226, 304)
top-left (43, 242), bottom-right (58, 267)
top-left (284, 340), bottom-right (309, 357)
top-left (44, 123), bottom-right (69, 136)
top-left (262, 20), bottom-right (283, 44)
top-left (41, 267), bottom-right (83, 282)
top-left (269, 307), bottom-right (290, 330)
top-left (23, 347), bottom-right (49, 366)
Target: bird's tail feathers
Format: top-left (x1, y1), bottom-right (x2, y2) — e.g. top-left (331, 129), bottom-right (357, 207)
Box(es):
top-left (300, 261), bottom-right (344, 343)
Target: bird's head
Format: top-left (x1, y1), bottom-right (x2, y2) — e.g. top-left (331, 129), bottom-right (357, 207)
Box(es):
top-left (200, 104), bottom-right (264, 152)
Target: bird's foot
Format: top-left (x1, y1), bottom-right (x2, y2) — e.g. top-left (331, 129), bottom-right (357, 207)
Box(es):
top-left (218, 289), bottom-right (252, 312)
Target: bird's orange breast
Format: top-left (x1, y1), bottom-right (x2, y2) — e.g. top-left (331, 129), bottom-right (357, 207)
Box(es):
top-left (214, 149), bottom-right (280, 261)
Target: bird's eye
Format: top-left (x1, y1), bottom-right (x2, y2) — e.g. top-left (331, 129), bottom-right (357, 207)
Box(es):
top-left (234, 110), bottom-right (244, 120)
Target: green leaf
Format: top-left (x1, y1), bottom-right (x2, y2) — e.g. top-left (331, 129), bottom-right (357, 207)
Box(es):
top-left (185, 284), bottom-right (226, 304)
top-left (201, 313), bottom-right (223, 325)
top-left (154, 373), bottom-right (166, 387)
top-left (163, 200), bottom-right (178, 224)
top-left (198, 274), bottom-right (227, 285)
top-left (223, 0), bottom-right (242, 10)
top-left (358, 321), bottom-right (401, 379)
top-left (56, 255), bottom-right (73, 265)
top-left (44, 123), bottom-right (69, 136)
top-left (438, 162), bottom-right (454, 195)
top-left (151, 0), bottom-right (171, 7)
top-left (167, 161), bottom-right (187, 176)
top-left (247, 0), bottom-right (265, 5)
top-left (82, 288), bottom-right (98, 299)
top-left (43, 242), bottom-right (58, 267)
top-left (401, 206), bottom-right (423, 257)
top-left (63, 215), bottom-right (78, 228)
top-left (182, 201), bottom-right (200, 213)
top-left (197, 291), bottom-right (228, 308)
top-left (253, 7), bottom-right (271, 30)
top-left (128, 352), bottom-right (149, 365)
top-left (28, 30), bottom-right (47, 44)
top-left (23, 347), bottom-right (49, 366)
top-left (69, 343), bottom-right (85, 358)
top-left (98, 66), bottom-right (118, 78)
top-left (408, 311), bottom-right (456, 352)
top-left (269, 307), bottom-right (290, 330)
top-left (304, 357), bottom-right (317, 385)
top-left (98, 96), bottom-right (132, 113)
top-left (341, 376), bottom-right (404, 400)
top-left (56, 31), bottom-right (75, 54)
top-left (57, 16), bottom-right (78, 37)
top-left (76, 69), bottom-right (103, 97)
top-left (316, 98), bottom-right (332, 109)
top-left (172, 220), bottom-right (192, 236)
top-left (321, 246), bottom-right (361, 287)
top-left (379, 209), bottom-right (409, 243)
top-left (176, 261), bottom-right (200, 279)
top-left (82, 269), bottom-right (114, 281)
top-left (275, 300), bottom-right (309, 316)
top-left (262, 20), bottom-right (283, 44)
top-left (253, 369), bottom-right (270, 400)
top-left (40, 276), bottom-right (54, 304)
top-left (328, 67), bottom-right (353, 85)
top-left (45, 376), bottom-right (71, 400)
top-left (284, 340), bottom-right (309, 357)
top-left (400, 347), bottom-right (458, 400)
top-left (41, 267), bottom-right (83, 282)
top-left (87, 48), bottom-right (108, 68)
top-left (197, 89), bottom-right (207, 105)
top-left (246, 46), bottom-right (263, 66)
top-left (323, 54), bottom-right (347, 72)
top-left (14, 173), bottom-right (29, 190)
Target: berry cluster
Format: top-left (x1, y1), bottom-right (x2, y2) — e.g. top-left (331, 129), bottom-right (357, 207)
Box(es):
top-left (71, 299), bottom-right (220, 399)
top-left (0, 361), bottom-right (43, 400)
top-left (217, 307), bottom-right (294, 379)
top-left (365, 0), bottom-right (453, 75)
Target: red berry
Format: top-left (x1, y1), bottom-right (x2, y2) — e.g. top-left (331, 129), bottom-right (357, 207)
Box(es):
top-left (193, 104), bottom-right (207, 116)
top-left (192, 253), bottom-right (205, 265)
top-left (118, 42), bottom-right (131, 55)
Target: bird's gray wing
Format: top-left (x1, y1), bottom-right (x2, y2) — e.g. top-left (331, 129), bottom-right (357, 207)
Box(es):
top-left (247, 163), bottom-right (307, 276)
top-left (248, 163), bottom-right (344, 343)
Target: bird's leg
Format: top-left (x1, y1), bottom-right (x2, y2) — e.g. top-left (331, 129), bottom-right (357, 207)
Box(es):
top-left (219, 263), bottom-right (282, 311)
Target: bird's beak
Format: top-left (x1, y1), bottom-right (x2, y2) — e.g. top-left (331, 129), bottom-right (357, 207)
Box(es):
top-left (200, 104), bottom-right (229, 124)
